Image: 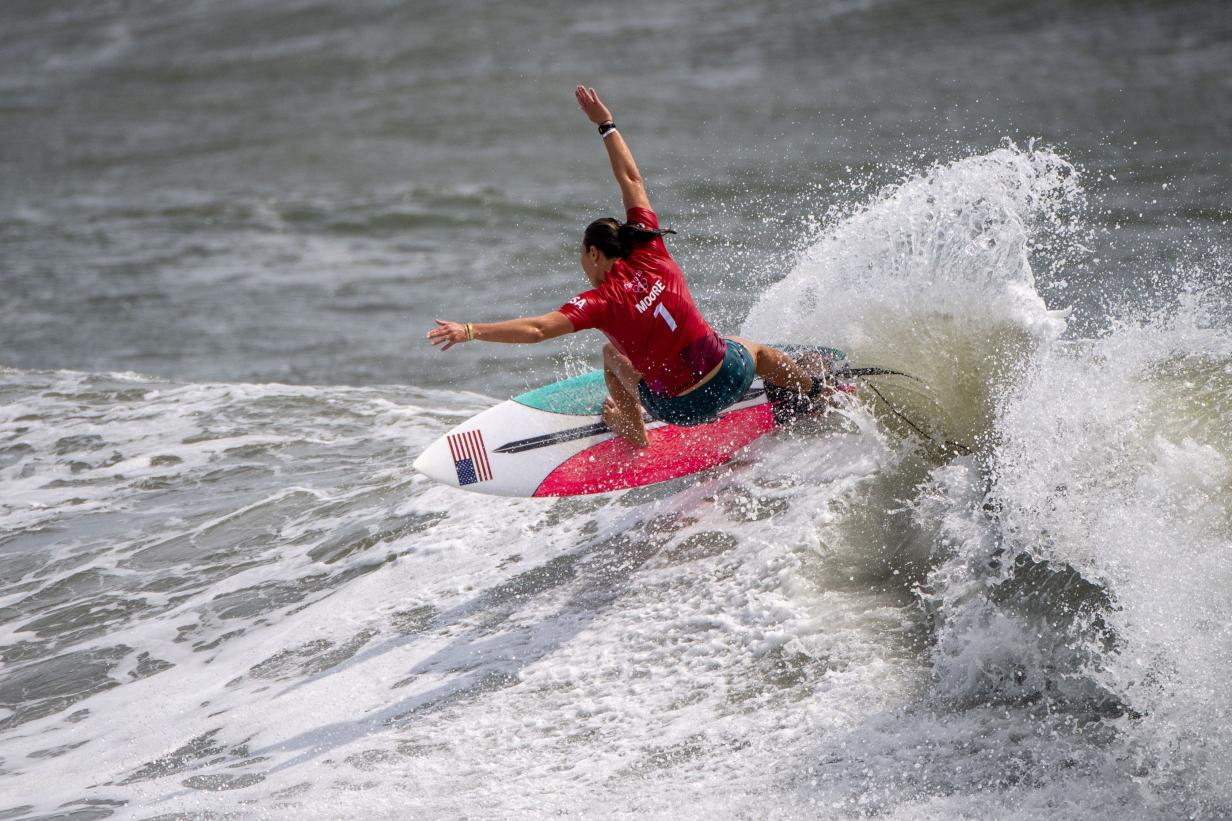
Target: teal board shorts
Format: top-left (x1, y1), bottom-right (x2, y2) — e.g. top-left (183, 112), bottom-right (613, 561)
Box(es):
top-left (638, 339), bottom-right (757, 427)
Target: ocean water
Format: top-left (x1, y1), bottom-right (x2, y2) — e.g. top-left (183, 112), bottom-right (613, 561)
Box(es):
top-left (2, 1), bottom-right (1231, 818)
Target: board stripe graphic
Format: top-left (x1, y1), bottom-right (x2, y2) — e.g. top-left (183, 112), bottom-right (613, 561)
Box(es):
top-left (494, 421), bottom-right (610, 454)
top-left (447, 430), bottom-right (492, 484)
top-left (495, 387), bottom-right (768, 455)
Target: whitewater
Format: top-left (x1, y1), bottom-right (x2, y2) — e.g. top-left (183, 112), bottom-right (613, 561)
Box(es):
top-left (2, 146), bottom-right (1231, 819)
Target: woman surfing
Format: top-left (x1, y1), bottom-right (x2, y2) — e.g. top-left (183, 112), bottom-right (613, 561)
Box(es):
top-left (427, 85), bottom-right (831, 448)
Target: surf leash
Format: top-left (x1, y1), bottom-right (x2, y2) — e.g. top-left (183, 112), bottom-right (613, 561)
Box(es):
top-left (840, 365), bottom-right (973, 458)
top-left (845, 366), bottom-right (921, 381)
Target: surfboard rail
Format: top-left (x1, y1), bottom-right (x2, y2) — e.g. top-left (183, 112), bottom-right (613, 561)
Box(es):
top-left (413, 346), bottom-right (849, 497)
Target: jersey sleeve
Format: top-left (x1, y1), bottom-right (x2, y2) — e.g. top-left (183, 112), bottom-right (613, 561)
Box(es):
top-left (626, 206), bottom-right (659, 231)
top-left (625, 206), bottom-right (670, 262)
top-left (557, 289), bottom-right (606, 332)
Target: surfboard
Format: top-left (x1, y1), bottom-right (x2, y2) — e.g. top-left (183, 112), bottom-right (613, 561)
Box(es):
top-left (414, 347), bottom-right (852, 497)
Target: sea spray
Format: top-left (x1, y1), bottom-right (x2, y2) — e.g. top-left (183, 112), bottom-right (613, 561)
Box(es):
top-left (745, 143), bottom-right (1232, 815)
top-left (901, 277), bottom-right (1232, 814)
top-left (986, 296), bottom-right (1232, 813)
top-left (743, 143), bottom-right (1085, 449)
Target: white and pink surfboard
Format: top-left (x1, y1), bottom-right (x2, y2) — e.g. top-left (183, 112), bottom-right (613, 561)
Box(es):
top-left (414, 347), bottom-right (850, 497)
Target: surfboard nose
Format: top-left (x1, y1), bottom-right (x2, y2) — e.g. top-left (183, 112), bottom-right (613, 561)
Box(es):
top-left (412, 438), bottom-right (457, 487)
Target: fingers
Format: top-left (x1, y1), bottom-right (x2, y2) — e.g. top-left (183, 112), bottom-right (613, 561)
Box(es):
top-left (427, 319), bottom-right (460, 351)
top-left (574, 85), bottom-right (602, 110)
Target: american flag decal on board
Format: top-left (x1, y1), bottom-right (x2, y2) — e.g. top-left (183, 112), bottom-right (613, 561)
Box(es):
top-left (447, 430), bottom-right (492, 485)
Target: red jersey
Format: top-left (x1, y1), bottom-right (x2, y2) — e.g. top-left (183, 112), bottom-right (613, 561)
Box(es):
top-left (559, 207), bottom-right (725, 396)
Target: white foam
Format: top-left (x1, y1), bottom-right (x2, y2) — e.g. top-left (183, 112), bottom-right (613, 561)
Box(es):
top-left (743, 144), bottom-right (1080, 354)
top-left (988, 300), bottom-right (1232, 809)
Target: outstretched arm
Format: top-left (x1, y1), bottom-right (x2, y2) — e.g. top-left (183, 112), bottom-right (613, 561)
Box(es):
top-left (427, 312), bottom-right (575, 351)
top-left (575, 85), bottom-right (651, 213)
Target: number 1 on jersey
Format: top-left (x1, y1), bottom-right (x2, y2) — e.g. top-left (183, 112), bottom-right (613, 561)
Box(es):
top-left (653, 302), bottom-right (677, 332)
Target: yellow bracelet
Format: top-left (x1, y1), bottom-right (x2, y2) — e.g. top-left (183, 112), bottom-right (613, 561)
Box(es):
top-left (464, 322), bottom-right (474, 341)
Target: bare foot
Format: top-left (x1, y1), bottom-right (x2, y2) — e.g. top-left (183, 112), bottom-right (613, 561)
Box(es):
top-left (602, 398), bottom-right (650, 448)
top-left (795, 352), bottom-right (838, 409)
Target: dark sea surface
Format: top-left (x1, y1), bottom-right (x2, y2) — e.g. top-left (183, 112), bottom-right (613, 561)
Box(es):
top-left (1, 1), bottom-right (1230, 818)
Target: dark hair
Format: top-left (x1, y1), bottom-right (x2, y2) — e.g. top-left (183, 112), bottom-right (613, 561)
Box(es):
top-left (583, 218), bottom-right (676, 259)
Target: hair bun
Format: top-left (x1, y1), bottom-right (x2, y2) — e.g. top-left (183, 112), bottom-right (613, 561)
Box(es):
top-left (615, 222), bottom-right (638, 257)
top-left (584, 218), bottom-right (678, 260)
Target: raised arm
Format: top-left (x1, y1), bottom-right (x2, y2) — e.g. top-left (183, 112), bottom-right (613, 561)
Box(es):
top-left (575, 85), bottom-right (651, 212)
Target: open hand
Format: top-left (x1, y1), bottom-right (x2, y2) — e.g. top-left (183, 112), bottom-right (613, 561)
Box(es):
top-left (575, 85), bottom-right (613, 125)
top-left (427, 319), bottom-right (468, 352)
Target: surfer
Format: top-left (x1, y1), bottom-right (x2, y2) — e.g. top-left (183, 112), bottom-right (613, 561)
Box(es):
top-left (428, 85), bottom-right (831, 448)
